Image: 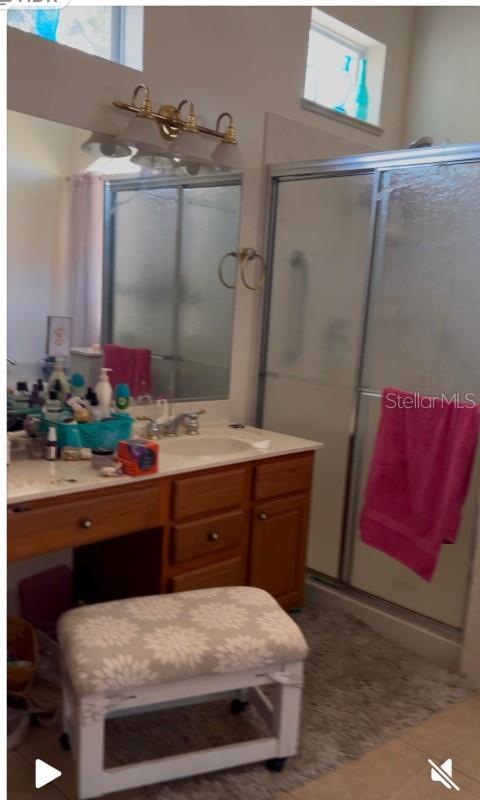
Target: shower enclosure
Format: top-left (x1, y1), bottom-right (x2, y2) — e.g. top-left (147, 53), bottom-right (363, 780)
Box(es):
top-left (259, 144), bottom-right (480, 630)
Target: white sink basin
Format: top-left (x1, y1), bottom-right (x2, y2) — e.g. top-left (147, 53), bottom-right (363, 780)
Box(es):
top-left (160, 436), bottom-right (255, 457)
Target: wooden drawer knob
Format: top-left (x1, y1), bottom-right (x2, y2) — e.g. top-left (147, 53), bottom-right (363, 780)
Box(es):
top-left (80, 518), bottom-right (93, 529)
top-left (208, 531), bottom-right (220, 541)
top-left (258, 512), bottom-right (268, 520)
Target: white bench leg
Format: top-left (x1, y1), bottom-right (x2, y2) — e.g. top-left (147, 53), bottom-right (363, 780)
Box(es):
top-left (272, 662), bottom-right (304, 759)
top-left (76, 704), bottom-right (105, 800)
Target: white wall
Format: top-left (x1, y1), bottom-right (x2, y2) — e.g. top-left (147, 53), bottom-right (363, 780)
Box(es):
top-left (7, 7), bottom-right (415, 156)
top-left (7, 113), bottom-right (73, 379)
top-left (403, 7), bottom-right (480, 146)
top-left (7, 6), bottom-right (416, 418)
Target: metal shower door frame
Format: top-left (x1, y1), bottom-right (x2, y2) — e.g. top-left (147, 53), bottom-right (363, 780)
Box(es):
top-left (258, 143), bottom-right (480, 620)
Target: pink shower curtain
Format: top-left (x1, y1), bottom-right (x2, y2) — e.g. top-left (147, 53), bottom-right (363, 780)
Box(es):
top-left (67, 173), bottom-right (104, 347)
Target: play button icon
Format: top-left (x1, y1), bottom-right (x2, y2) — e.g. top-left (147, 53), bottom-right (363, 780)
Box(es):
top-left (35, 759), bottom-right (62, 789)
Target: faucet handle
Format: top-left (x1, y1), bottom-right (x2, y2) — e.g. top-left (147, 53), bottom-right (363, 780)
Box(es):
top-left (183, 409), bottom-right (205, 435)
top-left (185, 409), bottom-right (206, 419)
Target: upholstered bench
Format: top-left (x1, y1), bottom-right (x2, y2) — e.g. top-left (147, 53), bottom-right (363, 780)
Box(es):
top-left (57, 586), bottom-right (308, 799)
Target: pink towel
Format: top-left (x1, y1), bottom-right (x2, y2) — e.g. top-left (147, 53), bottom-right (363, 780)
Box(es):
top-left (360, 388), bottom-right (479, 581)
top-left (103, 344), bottom-right (152, 399)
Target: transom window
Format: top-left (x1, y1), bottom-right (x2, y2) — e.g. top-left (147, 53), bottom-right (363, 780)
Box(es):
top-left (303, 10), bottom-right (386, 128)
top-left (7, 6), bottom-right (143, 70)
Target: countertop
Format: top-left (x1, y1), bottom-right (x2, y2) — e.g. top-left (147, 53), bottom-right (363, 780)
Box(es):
top-left (7, 424), bottom-right (322, 504)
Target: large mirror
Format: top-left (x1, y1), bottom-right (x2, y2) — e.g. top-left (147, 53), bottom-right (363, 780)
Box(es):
top-left (7, 110), bottom-right (242, 401)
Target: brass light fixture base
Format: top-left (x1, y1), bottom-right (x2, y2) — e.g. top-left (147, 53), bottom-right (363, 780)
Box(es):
top-left (157, 105), bottom-right (180, 141)
top-left (113, 85), bottom-right (241, 148)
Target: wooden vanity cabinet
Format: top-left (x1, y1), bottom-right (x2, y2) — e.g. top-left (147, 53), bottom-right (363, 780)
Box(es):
top-left (250, 494), bottom-right (311, 608)
top-left (249, 454), bottom-right (313, 608)
top-left (8, 451), bottom-right (314, 610)
top-left (163, 466), bottom-right (251, 593)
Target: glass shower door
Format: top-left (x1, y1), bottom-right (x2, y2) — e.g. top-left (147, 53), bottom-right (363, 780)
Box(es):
top-left (347, 162), bottom-right (480, 626)
top-left (177, 184), bottom-right (241, 399)
top-left (260, 174), bottom-right (374, 577)
top-left (110, 187), bottom-right (179, 396)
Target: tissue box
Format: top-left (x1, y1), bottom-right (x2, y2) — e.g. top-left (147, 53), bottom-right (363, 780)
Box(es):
top-left (117, 439), bottom-right (158, 476)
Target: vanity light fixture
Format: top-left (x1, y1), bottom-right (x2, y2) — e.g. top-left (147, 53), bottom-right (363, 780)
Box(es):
top-left (113, 84), bottom-right (243, 171)
top-left (81, 132), bottom-right (132, 158)
top-left (168, 101), bottom-right (214, 167)
top-left (212, 113), bottom-right (245, 171)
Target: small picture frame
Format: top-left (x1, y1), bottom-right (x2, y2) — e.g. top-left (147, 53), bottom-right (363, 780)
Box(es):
top-left (46, 316), bottom-right (72, 357)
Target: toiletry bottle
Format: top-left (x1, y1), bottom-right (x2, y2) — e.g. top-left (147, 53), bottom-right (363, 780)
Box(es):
top-left (45, 426), bottom-right (58, 461)
top-left (47, 358), bottom-right (70, 403)
top-left (71, 372), bottom-right (86, 398)
top-left (67, 396), bottom-right (90, 423)
top-left (36, 379), bottom-right (45, 402)
top-left (15, 382), bottom-right (30, 409)
top-left (29, 383), bottom-right (42, 408)
top-left (85, 387), bottom-right (95, 404)
top-left (90, 392), bottom-right (102, 421)
top-left (53, 379), bottom-right (64, 404)
top-left (43, 390), bottom-right (62, 421)
top-left (156, 396), bottom-right (169, 424)
top-left (115, 383), bottom-right (130, 412)
top-left (95, 368), bottom-right (113, 419)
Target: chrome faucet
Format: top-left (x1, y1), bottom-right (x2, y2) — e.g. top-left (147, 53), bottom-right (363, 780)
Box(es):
top-left (162, 409), bottom-right (206, 436)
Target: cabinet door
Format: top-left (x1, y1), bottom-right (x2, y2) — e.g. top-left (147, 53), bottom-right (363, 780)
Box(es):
top-left (250, 494), bottom-right (310, 608)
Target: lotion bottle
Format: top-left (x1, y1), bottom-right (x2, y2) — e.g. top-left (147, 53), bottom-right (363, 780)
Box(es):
top-left (95, 368), bottom-right (113, 419)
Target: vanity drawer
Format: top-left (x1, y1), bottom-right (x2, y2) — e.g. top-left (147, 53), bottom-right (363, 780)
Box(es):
top-left (170, 556), bottom-right (246, 593)
top-left (254, 454), bottom-right (313, 501)
top-left (171, 510), bottom-right (248, 565)
top-left (172, 468), bottom-right (248, 521)
top-left (8, 485), bottom-right (160, 561)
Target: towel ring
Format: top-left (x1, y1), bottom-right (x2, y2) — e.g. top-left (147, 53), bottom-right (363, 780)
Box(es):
top-left (218, 247), bottom-right (266, 291)
top-left (240, 248), bottom-right (267, 291)
top-left (218, 252), bottom-right (238, 289)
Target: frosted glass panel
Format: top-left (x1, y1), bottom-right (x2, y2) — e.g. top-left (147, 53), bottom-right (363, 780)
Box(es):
top-left (363, 163), bottom-right (480, 395)
top-left (262, 174), bottom-right (374, 577)
top-left (263, 377), bottom-right (356, 577)
top-left (349, 393), bottom-right (479, 627)
top-left (177, 185), bottom-right (241, 399)
top-left (349, 161), bottom-right (480, 626)
top-left (106, 180), bottom-right (241, 400)
top-left (111, 188), bottom-right (178, 356)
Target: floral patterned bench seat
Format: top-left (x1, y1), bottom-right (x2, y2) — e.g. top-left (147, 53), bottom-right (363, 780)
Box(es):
top-left (58, 586), bottom-right (309, 699)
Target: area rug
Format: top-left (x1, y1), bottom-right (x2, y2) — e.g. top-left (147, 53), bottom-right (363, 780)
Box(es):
top-left (106, 608), bottom-right (472, 799)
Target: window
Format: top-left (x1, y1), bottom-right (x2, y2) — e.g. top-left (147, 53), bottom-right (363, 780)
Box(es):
top-left (303, 10), bottom-right (386, 128)
top-left (7, 6), bottom-right (143, 70)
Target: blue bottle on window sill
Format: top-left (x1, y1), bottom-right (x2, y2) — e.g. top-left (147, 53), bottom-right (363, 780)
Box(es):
top-left (35, 10), bottom-right (60, 42)
top-left (355, 58), bottom-right (369, 122)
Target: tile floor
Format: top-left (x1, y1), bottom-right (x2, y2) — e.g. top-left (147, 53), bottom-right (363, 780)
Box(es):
top-left (280, 694), bottom-right (480, 800)
top-left (8, 695), bottom-right (480, 800)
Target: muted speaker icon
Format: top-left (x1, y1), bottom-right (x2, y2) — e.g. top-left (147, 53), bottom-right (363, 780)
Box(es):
top-left (428, 758), bottom-right (460, 791)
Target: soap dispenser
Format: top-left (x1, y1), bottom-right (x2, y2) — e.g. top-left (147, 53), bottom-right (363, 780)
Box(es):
top-left (95, 368), bottom-right (113, 419)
